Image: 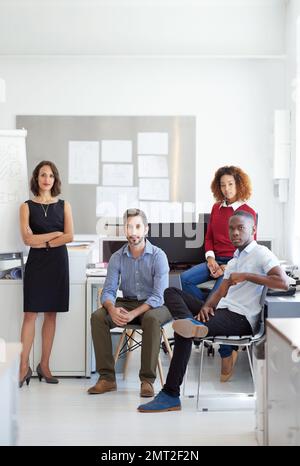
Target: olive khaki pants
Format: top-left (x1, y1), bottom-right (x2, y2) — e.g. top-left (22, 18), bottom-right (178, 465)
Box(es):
top-left (91, 298), bottom-right (172, 383)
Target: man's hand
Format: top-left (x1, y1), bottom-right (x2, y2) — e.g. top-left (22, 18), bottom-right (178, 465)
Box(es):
top-left (125, 310), bottom-right (137, 324)
top-left (108, 306), bottom-right (130, 327)
top-left (197, 305), bottom-right (215, 323)
top-left (228, 272), bottom-right (248, 286)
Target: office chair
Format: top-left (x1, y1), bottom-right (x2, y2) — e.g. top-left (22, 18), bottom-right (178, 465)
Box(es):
top-left (195, 286), bottom-right (268, 411)
top-left (97, 288), bottom-right (173, 386)
top-left (113, 324), bottom-right (173, 386)
top-left (96, 288), bottom-right (173, 385)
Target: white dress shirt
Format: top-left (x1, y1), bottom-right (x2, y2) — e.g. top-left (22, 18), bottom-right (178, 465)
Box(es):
top-left (218, 241), bottom-right (280, 330)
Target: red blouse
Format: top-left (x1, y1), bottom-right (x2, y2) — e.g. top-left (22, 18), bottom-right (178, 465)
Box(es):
top-left (204, 202), bottom-right (257, 258)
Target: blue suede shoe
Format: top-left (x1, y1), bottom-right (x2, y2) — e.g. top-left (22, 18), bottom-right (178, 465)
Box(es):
top-left (138, 390), bottom-right (181, 413)
top-left (173, 318), bottom-right (208, 339)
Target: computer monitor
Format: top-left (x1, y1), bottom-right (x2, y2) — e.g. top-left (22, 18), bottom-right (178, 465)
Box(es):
top-left (102, 216), bottom-right (210, 269)
top-left (102, 240), bottom-right (127, 263)
top-left (101, 215), bottom-right (269, 268)
top-left (257, 240), bottom-right (272, 250)
top-left (148, 220), bottom-right (209, 269)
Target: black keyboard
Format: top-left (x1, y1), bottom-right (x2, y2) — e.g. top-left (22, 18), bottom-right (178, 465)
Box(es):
top-left (267, 286), bottom-right (296, 297)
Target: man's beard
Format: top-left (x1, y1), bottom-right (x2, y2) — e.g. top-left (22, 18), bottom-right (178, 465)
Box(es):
top-left (128, 236), bottom-right (145, 246)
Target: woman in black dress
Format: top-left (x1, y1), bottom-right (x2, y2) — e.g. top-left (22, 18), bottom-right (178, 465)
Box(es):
top-left (19, 161), bottom-right (73, 387)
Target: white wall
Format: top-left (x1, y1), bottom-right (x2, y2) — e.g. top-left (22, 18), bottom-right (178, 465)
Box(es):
top-left (285, 0), bottom-right (300, 265)
top-left (0, 56), bottom-right (286, 254)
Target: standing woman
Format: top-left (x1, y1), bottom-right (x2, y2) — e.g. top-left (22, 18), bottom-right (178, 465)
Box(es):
top-left (180, 166), bottom-right (256, 381)
top-left (19, 161), bottom-right (73, 387)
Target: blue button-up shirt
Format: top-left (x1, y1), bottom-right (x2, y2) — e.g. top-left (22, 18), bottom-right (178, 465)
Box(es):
top-left (101, 239), bottom-right (169, 309)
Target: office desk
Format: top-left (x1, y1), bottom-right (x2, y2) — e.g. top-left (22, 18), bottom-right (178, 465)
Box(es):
top-left (255, 293), bottom-right (300, 445)
top-left (266, 319), bottom-right (300, 445)
top-left (265, 291), bottom-right (300, 318)
top-left (0, 343), bottom-right (22, 446)
top-left (86, 276), bottom-right (107, 377)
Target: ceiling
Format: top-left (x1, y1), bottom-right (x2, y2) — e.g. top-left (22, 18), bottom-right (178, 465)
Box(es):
top-left (0, 0), bottom-right (287, 56)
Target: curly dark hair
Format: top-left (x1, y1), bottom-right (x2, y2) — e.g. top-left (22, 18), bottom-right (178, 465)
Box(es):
top-left (211, 166), bottom-right (252, 202)
top-left (30, 161), bottom-right (61, 197)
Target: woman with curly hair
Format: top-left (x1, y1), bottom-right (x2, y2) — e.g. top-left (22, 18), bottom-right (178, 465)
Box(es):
top-left (180, 166), bottom-right (256, 382)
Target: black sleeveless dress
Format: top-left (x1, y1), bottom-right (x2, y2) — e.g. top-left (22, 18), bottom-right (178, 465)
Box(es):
top-left (23, 199), bottom-right (69, 313)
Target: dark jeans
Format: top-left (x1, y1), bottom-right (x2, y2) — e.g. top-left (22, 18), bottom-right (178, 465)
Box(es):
top-left (180, 256), bottom-right (234, 358)
top-left (163, 287), bottom-right (253, 397)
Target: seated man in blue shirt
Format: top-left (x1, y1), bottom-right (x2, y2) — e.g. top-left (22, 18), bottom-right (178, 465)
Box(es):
top-left (138, 210), bottom-right (289, 412)
top-left (88, 208), bottom-right (171, 398)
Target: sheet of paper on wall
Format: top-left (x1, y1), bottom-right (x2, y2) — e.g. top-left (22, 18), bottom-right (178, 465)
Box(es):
top-left (137, 132), bottom-right (168, 155)
top-left (139, 178), bottom-right (169, 201)
top-left (101, 140), bottom-right (132, 162)
top-left (102, 164), bottom-right (133, 186)
top-left (139, 202), bottom-right (182, 223)
top-left (96, 186), bottom-right (139, 218)
top-left (138, 156), bottom-right (168, 178)
top-left (69, 141), bottom-right (99, 184)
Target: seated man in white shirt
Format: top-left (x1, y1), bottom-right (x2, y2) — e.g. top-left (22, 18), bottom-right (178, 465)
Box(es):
top-left (138, 210), bottom-right (289, 413)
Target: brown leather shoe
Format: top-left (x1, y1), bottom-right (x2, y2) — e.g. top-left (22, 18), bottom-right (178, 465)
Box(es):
top-left (87, 378), bottom-right (117, 395)
top-left (140, 381), bottom-right (154, 398)
top-left (220, 350), bottom-right (238, 383)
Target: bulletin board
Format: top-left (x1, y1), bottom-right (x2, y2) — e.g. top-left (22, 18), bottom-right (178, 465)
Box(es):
top-left (16, 116), bottom-right (196, 234)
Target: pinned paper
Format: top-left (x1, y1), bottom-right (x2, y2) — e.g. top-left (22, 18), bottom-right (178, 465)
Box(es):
top-left (96, 187), bottom-right (139, 218)
top-left (139, 178), bottom-right (169, 201)
top-left (137, 132), bottom-right (168, 155)
top-left (138, 156), bottom-right (168, 178)
top-left (103, 164), bottom-right (133, 186)
top-left (101, 140), bottom-right (132, 162)
top-left (69, 141), bottom-right (99, 184)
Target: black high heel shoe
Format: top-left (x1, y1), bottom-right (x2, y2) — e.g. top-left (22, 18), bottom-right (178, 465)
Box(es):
top-left (19, 367), bottom-right (32, 388)
top-left (36, 363), bottom-right (59, 384)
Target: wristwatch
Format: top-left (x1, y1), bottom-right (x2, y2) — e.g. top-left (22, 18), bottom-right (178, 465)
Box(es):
top-left (46, 241), bottom-right (50, 249)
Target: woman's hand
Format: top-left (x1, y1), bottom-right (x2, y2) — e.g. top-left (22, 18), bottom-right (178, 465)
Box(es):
top-left (207, 257), bottom-right (224, 278)
top-left (207, 257), bottom-right (219, 274)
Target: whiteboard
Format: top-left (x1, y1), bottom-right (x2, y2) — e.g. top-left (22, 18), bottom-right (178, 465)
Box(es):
top-left (0, 130), bottom-right (28, 254)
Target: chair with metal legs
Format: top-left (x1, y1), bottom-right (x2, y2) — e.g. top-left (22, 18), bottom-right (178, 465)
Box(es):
top-left (113, 323), bottom-right (173, 386)
top-left (196, 286), bottom-right (268, 411)
top-left (96, 288), bottom-right (173, 385)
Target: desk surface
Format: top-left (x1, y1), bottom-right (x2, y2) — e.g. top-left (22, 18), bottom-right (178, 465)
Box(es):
top-left (267, 318), bottom-right (300, 349)
top-left (265, 291), bottom-right (300, 317)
